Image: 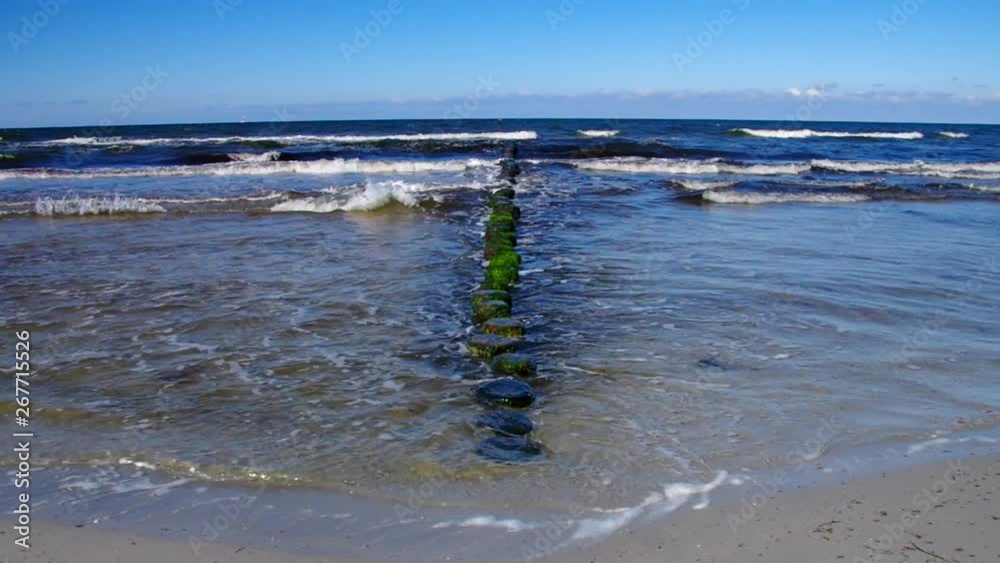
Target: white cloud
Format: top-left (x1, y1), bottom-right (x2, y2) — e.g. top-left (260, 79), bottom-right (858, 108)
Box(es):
top-left (785, 87), bottom-right (802, 97)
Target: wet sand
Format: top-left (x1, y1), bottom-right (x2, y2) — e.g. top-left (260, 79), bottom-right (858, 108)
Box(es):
top-left (6, 455), bottom-right (996, 563)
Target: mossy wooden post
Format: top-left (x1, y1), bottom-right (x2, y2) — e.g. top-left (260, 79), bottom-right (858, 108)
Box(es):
top-left (470, 152), bottom-right (547, 462)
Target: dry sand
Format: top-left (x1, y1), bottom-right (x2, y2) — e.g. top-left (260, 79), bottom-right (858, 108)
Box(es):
top-left (3, 455), bottom-right (997, 563)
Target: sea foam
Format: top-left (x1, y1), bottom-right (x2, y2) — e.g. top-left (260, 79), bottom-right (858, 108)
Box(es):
top-left (578, 130), bottom-right (620, 137)
top-left (702, 191), bottom-right (871, 204)
top-left (0, 158), bottom-right (497, 180)
top-left (270, 180), bottom-right (461, 213)
top-left (33, 195), bottom-right (167, 216)
top-left (27, 131), bottom-right (538, 147)
top-left (734, 128), bottom-right (925, 140)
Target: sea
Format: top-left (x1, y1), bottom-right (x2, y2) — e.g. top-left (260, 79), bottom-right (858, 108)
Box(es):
top-left (1, 118), bottom-right (998, 560)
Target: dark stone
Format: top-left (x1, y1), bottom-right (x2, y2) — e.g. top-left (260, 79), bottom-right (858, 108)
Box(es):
top-left (483, 318), bottom-right (525, 338)
top-left (696, 358), bottom-right (725, 369)
top-left (490, 353), bottom-right (536, 377)
top-left (475, 377), bottom-right (535, 408)
top-left (472, 289), bottom-right (512, 307)
top-left (468, 333), bottom-right (518, 359)
top-left (472, 299), bottom-right (510, 324)
top-left (499, 159), bottom-right (521, 180)
top-left (476, 435), bottom-right (542, 463)
top-left (474, 411), bottom-right (534, 436)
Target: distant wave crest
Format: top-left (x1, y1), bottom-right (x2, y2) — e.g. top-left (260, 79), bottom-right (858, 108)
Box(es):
top-left (733, 128), bottom-right (924, 140)
top-left (0, 158), bottom-right (498, 180)
top-left (577, 130), bottom-right (620, 138)
top-left (27, 131), bottom-right (538, 147)
top-left (574, 157), bottom-right (809, 176)
top-left (938, 132), bottom-right (970, 139)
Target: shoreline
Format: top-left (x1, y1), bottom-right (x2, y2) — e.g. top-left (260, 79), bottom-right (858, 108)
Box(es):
top-left (6, 452), bottom-right (997, 563)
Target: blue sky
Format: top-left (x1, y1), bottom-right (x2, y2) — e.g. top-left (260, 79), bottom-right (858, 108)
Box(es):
top-left (3, 0), bottom-right (999, 126)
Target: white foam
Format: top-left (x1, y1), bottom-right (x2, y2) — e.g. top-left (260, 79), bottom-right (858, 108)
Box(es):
top-left (432, 516), bottom-right (534, 532)
top-left (575, 157), bottom-right (808, 176)
top-left (906, 435), bottom-right (997, 455)
top-left (429, 471), bottom-right (729, 548)
top-left (702, 191), bottom-right (871, 204)
top-left (810, 159), bottom-right (1000, 179)
top-left (226, 150), bottom-right (280, 162)
top-left (28, 131), bottom-right (538, 147)
top-left (578, 130), bottom-right (620, 138)
top-left (271, 180), bottom-right (457, 213)
top-left (673, 179), bottom-right (739, 191)
top-left (33, 195), bottom-right (166, 216)
top-left (938, 132), bottom-right (970, 139)
top-left (735, 128), bottom-right (924, 140)
top-left (0, 158), bottom-right (497, 180)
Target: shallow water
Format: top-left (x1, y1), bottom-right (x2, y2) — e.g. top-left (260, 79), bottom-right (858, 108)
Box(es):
top-left (1, 119), bottom-right (998, 540)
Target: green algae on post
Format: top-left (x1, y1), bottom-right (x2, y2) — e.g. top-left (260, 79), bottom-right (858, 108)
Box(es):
top-left (489, 250), bottom-right (521, 268)
top-left (484, 240), bottom-right (515, 260)
top-left (472, 289), bottom-right (512, 307)
top-left (467, 333), bottom-right (518, 359)
top-left (487, 212), bottom-right (516, 231)
top-left (483, 263), bottom-right (518, 291)
top-left (472, 299), bottom-right (511, 324)
top-left (482, 317), bottom-right (525, 338)
top-left (489, 353), bottom-right (537, 377)
top-left (485, 227), bottom-right (516, 247)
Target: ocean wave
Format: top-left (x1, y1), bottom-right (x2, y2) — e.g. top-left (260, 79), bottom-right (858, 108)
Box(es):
top-left (33, 195), bottom-right (167, 216)
top-left (702, 191), bottom-right (871, 204)
top-left (733, 128), bottom-right (924, 140)
top-left (270, 180), bottom-right (471, 213)
top-left (671, 179), bottom-right (740, 191)
top-left (938, 132), bottom-right (970, 139)
top-left (0, 158), bottom-right (497, 180)
top-left (574, 157), bottom-right (809, 176)
top-left (226, 150), bottom-right (281, 163)
top-left (27, 131), bottom-right (538, 147)
top-left (810, 159), bottom-right (1000, 178)
top-left (577, 130), bottom-right (620, 138)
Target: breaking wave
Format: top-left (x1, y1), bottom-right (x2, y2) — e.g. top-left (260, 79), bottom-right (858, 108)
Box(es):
top-left (732, 128), bottom-right (925, 140)
top-left (574, 157), bottom-right (809, 176)
top-left (671, 179), bottom-right (740, 191)
top-left (226, 151), bottom-right (281, 163)
top-left (938, 132), bottom-right (970, 139)
top-left (0, 158), bottom-right (497, 180)
top-left (702, 191), bottom-right (871, 204)
top-left (577, 130), bottom-right (620, 138)
top-left (270, 180), bottom-right (475, 213)
top-left (811, 159), bottom-right (1000, 179)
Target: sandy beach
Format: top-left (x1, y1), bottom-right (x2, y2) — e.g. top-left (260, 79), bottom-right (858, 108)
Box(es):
top-left (5, 455), bottom-right (995, 563)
